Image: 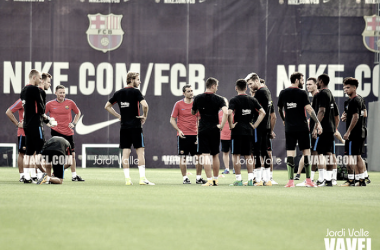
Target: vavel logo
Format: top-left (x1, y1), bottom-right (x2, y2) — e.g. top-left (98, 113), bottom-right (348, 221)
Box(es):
top-left (324, 228), bottom-right (371, 250)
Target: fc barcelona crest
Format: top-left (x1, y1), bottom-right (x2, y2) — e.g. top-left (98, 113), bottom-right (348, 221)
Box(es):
top-left (362, 15), bottom-right (380, 53)
top-left (86, 13), bottom-right (124, 53)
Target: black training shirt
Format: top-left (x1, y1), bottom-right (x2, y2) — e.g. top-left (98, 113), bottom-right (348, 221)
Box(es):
top-left (344, 96), bottom-right (365, 139)
top-left (41, 136), bottom-right (72, 156)
top-left (229, 94), bottom-right (262, 136)
top-left (254, 87), bottom-right (272, 131)
top-left (277, 87), bottom-right (310, 133)
top-left (192, 92), bottom-right (226, 134)
top-left (309, 92), bottom-right (319, 133)
top-left (109, 87), bottom-right (145, 129)
top-left (317, 88), bottom-right (336, 133)
top-left (20, 84), bottom-right (45, 129)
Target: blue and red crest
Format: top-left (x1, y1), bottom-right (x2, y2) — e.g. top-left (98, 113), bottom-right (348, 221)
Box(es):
top-left (86, 13), bottom-right (124, 53)
top-left (362, 15), bottom-right (380, 53)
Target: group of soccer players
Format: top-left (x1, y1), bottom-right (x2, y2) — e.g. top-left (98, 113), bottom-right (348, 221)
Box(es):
top-left (7, 70), bottom-right (370, 187)
top-left (6, 69), bottom-right (84, 184)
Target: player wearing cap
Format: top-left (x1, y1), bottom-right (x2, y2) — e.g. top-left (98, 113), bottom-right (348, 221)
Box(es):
top-left (170, 85), bottom-right (206, 184)
top-left (277, 72), bottom-right (321, 188)
top-left (6, 99), bottom-right (26, 182)
top-left (45, 84), bottom-right (84, 182)
top-left (340, 78), bottom-right (367, 187)
top-left (228, 79), bottom-right (265, 186)
top-left (105, 72), bottom-right (154, 186)
top-left (191, 77), bottom-right (228, 186)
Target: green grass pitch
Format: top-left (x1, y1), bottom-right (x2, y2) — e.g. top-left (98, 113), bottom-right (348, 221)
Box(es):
top-left (0, 167), bottom-right (379, 250)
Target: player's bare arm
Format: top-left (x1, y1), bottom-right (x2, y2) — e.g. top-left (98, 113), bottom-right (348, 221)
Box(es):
top-left (305, 104), bottom-right (322, 137)
top-left (217, 106), bottom-right (228, 130)
top-left (278, 106), bottom-right (285, 126)
top-left (104, 101), bottom-right (121, 120)
top-left (69, 109), bottom-right (81, 129)
top-left (270, 112), bottom-right (276, 139)
top-left (363, 109), bottom-right (367, 118)
top-left (341, 111), bottom-right (347, 121)
top-left (251, 108), bottom-right (266, 129)
top-left (334, 130), bottom-right (345, 144)
top-left (5, 109), bottom-right (22, 128)
top-left (228, 109), bottom-right (237, 129)
top-left (343, 113), bottom-right (359, 140)
top-left (136, 100), bottom-right (148, 125)
top-left (170, 117), bottom-right (185, 138)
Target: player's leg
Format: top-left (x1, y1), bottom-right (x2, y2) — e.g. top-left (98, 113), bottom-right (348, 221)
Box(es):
top-left (210, 129), bottom-right (221, 186)
top-left (284, 132), bottom-right (298, 187)
top-left (190, 136), bottom-right (206, 184)
top-left (295, 155), bottom-right (304, 181)
top-left (220, 140), bottom-right (230, 174)
top-left (18, 152), bottom-right (25, 182)
top-left (253, 129), bottom-right (263, 186)
top-left (178, 136), bottom-right (190, 184)
top-left (230, 153), bottom-right (243, 186)
top-left (340, 140), bottom-right (355, 186)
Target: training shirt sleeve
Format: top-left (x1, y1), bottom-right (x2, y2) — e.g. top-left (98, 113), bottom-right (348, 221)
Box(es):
top-left (108, 91), bottom-right (118, 105)
top-left (9, 99), bottom-right (22, 113)
top-left (135, 89), bottom-right (145, 102)
top-left (252, 97), bottom-right (263, 111)
top-left (270, 102), bottom-right (275, 114)
top-left (171, 102), bottom-right (179, 118)
top-left (318, 91), bottom-right (328, 108)
top-left (70, 100), bottom-right (80, 114)
top-left (228, 98), bottom-right (236, 112)
top-left (277, 91), bottom-right (283, 108)
top-left (333, 102), bottom-right (339, 116)
top-left (301, 90), bottom-right (311, 107)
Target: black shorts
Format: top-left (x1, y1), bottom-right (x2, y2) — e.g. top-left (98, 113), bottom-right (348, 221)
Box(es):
top-left (41, 150), bottom-right (65, 179)
top-left (178, 135), bottom-right (199, 156)
top-left (120, 128), bottom-right (144, 149)
top-left (252, 129), bottom-right (268, 156)
top-left (285, 131), bottom-right (311, 151)
top-left (312, 132), bottom-right (334, 154)
top-left (18, 136), bottom-right (26, 154)
top-left (345, 137), bottom-right (365, 156)
top-left (197, 129), bottom-right (220, 156)
top-left (231, 135), bottom-right (252, 155)
top-left (24, 127), bottom-right (45, 156)
top-left (220, 140), bottom-right (231, 153)
top-left (51, 130), bottom-right (75, 152)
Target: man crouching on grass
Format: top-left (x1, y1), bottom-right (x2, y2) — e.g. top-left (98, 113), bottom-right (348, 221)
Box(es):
top-left (37, 136), bottom-right (73, 185)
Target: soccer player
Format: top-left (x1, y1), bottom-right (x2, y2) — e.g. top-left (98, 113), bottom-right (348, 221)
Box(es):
top-left (20, 70), bottom-right (55, 183)
top-left (37, 136), bottom-right (73, 185)
top-left (6, 99), bottom-right (26, 181)
top-left (313, 74), bottom-right (337, 187)
top-left (246, 73), bottom-right (272, 186)
top-left (191, 77), bottom-right (228, 186)
top-left (228, 79), bottom-right (265, 186)
top-left (277, 72), bottom-right (322, 188)
top-left (295, 77), bottom-right (325, 186)
top-left (340, 78), bottom-right (367, 187)
top-left (220, 108), bottom-right (233, 174)
top-left (105, 72), bottom-right (154, 186)
top-left (45, 84), bottom-right (84, 182)
top-left (170, 85), bottom-right (206, 184)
